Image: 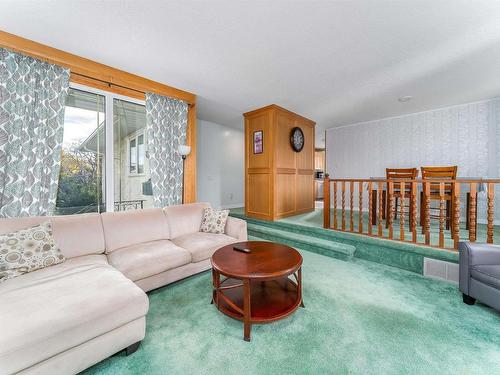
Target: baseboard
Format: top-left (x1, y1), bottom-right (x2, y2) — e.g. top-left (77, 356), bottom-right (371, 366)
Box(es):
top-left (220, 203), bottom-right (244, 209)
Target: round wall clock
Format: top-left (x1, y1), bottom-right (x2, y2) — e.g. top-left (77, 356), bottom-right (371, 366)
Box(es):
top-left (290, 127), bottom-right (305, 152)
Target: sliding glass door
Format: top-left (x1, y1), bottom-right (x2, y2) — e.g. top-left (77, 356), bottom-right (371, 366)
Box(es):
top-left (56, 84), bottom-right (149, 215)
top-left (56, 88), bottom-right (106, 214)
top-left (113, 98), bottom-right (152, 210)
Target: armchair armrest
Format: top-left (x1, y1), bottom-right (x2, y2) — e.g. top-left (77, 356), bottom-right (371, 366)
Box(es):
top-left (459, 242), bottom-right (500, 294)
top-left (459, 242), bottom-right (500, 267)
top-left (225, 216), bottom-right (247, 241)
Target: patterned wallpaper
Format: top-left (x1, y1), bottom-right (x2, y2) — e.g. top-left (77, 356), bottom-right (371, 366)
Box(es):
top-left (326, 98), bottom-right (500, 223)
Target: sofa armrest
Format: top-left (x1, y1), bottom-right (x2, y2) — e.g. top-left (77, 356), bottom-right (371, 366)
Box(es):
top-left (459, 242), bottom-right (500, 294)
top-left (225, 216), bottom-right (247, 241)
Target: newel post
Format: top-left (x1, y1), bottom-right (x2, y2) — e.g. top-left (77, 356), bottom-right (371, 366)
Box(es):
top-left (324, 174), bottom-right (330, 229)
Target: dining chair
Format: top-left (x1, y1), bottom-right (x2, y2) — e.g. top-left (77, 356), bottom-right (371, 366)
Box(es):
top-left (385, 168), bottom-right (419, 229)
top-left (420, 166), bottom-right (458, 234)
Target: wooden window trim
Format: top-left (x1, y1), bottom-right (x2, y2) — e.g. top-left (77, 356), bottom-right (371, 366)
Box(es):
top-left (0, 30), bottom-right (195, 103)
top-left (0, 30), bottom-right (197, 202)
top-left (127, 131), bottom-right (146, 177)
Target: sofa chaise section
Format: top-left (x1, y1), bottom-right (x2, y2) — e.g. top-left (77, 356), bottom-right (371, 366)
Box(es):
top-left (0, 256), bottom-right (148, 375)
top-left (0, 214), bottom-right (149, 375)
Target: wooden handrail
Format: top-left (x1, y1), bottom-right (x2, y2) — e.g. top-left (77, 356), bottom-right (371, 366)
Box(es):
top-left (324, 177), bottom-right (497, 250)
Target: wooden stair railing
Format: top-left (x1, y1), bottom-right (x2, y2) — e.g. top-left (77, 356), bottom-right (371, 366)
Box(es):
top-left (323, 178), bottom-right (498, 250)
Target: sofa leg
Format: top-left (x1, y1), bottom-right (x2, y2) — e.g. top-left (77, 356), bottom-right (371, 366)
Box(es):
top-left (462, 294), bottom-right (476, 305)
top-left (125, 341), bottom-right (141, 356)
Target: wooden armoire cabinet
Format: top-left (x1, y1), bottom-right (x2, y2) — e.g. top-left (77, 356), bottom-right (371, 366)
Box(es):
top-left (244, 105), bottom-right (315, 221)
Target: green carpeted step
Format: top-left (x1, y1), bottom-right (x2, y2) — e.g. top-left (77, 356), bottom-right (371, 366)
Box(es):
top-left (247, 222), bottom-right (356, 260)
top-left (231, 210), bottom-right (459, 275)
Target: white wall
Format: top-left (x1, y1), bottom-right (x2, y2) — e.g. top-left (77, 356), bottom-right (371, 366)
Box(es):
top-left (196, 120), bottom-right (244, 209)
top-left (325, 98), bottom-right (500, 221)
top-left (326, 98), bottom-right (499, 178)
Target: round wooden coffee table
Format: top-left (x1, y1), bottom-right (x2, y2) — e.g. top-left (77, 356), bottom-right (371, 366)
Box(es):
top-left (211, 241), bottom-right (304, 341)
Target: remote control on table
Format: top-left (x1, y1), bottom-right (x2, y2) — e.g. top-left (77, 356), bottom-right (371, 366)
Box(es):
top-left (233, 246), bottom-right (251, 254)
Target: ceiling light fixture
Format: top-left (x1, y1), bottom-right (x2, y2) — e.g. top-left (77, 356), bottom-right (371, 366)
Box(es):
top-left (398, 96), bottom-right (412, 103)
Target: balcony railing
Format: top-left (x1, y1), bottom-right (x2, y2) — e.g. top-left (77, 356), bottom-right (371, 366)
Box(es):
top-left (323, 177), bottom-right (499, 250)
top-left (114, 200), bottom-right (145, 211)
top-left (55, 200), bottom-right (146, 215)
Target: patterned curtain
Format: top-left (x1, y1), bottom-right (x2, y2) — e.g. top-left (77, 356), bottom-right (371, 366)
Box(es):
top-left (145, 93), bottom-right (188, 207)
top-left (0, 48), bottom-right (70, 217)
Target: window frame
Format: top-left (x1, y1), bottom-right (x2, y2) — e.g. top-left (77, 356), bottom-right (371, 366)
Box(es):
top-left (67, 82), bottom-right (146, 213)
top-left (127, 129), bottom-right (146, 177)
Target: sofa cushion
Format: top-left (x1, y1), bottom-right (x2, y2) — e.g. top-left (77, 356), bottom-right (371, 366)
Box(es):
top-left (224, 216), bottom-right (248, 241)
top-left (0, 221), bottom-right (65, 282)
top-left (171, 232), bottom-right (237, 263)
top-left (471, 264), bottom-right (500, 289)
top-left (164, 202), bottom-right (211, 238)
top-left (107, 240), bottom-right (191, 281)
top-left (0, 254), bottom-right (108, 293)
top-left (101, 208), bottom-right (170, 253)
top-left (0, 213), bottom-right (105, 258)
top-left (0, 255), bottom-right (149, 375)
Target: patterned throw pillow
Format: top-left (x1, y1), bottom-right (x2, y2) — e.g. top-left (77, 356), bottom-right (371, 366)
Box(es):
top-left (0, 221), bottom-right (65, 283)
top-left (200, 208), bottom-right (230, 234)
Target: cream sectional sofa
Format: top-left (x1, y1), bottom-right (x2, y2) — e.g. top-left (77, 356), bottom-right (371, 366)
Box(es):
top-left (0, 202), bottom-right (247, 375)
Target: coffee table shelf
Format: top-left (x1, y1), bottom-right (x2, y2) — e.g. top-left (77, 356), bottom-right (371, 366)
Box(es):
top-left (216, 277), bottom-right (301, 323)
top-left (211, 241), bottom-right (304, 341)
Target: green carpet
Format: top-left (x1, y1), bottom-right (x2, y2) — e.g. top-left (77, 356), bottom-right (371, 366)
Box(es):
top-left (82, 245), bottom-right (499, 375)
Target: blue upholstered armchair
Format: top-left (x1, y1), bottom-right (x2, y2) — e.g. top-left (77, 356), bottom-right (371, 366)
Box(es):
top-left (459, 242), bottom-right (500, 311)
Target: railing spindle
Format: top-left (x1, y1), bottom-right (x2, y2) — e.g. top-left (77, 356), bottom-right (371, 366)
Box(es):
top-left (378, 181), bottom-right (383, 237)
top-left (399, 181), bottom-right (405, 241)
top-left (411, 181), bottom-right (417, 243)
top-left (468, 183), bottom-right (477, 242)
top-left (453, 182), bottom-right (461, 249)
top-left (368, 181), bottom-right (373, 235)
top-left (487, 182), bottom-right (494, 244)
top-left (324, 178), bottom-right (497, 251)
top-left (424, 181), bottom-right (431, 245)
top-left (358, 181), bottom-right (363, 234)
top-left (387, 181), bottom-right (394, 239)
top-left (350, 181), bottom-right (354, 232)
top-left (323, 176), bottom-right (330, 229)
top-left (341, 181), bottom-right (346, 231)
top-left (439, 182), bottom-right (445, 248)
top-left (333, 181), bottom-right (338, 230)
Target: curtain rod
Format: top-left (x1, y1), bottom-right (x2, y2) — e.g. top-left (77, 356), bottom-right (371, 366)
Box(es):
top-left (73, 72), bottom-right (194, 106)
top-left (73, 72), bottom-right (146, 95)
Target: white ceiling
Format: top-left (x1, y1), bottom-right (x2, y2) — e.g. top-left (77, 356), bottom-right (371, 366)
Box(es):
top-left (2, 0), bottom-right (500, 145)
